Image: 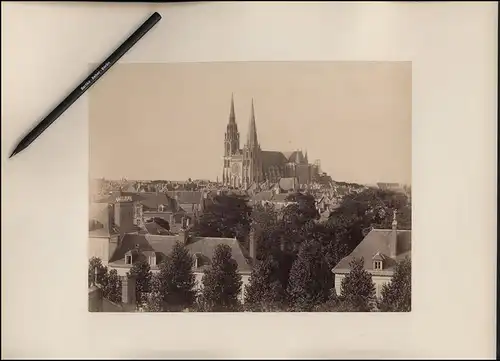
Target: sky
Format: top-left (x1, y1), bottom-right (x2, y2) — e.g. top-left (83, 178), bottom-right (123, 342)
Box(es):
top-left (89, 61), bottom-right (411, 185)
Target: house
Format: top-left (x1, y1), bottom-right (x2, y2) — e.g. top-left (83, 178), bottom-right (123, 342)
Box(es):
top-left (89, 194), bottom-right (255, 304)
top-left (331, 211), bottom-right (411, 299)
top-left (105, 227), bottom-right (254, 303)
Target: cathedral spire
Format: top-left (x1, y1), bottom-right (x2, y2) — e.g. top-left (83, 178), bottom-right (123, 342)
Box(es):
top-left (247, 98), bottom-right (259, 148)
top-left (229, 93), bottom-right (236, 123)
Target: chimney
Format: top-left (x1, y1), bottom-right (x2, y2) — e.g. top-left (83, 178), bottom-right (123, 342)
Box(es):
top-left (179, 227), bottom-right (189, 244)
top-left (390, 209), bottom-right (398, 258)
top-left (121, 274), bottom-right (137, 305)
top-left (249, 227), bottom-right (257, 263)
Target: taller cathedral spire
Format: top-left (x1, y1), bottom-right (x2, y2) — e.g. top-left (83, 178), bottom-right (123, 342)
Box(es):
top-left (247, 98), bottom-right (259, 148)
top-left (229, 93), bottom-right (236, 123)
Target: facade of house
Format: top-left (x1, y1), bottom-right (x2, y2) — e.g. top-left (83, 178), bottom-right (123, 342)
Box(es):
top-left (331, 212), bottom-right (411, 299)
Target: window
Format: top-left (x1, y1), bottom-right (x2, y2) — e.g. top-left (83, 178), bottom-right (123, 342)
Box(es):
top-left (125, 255), bottom-right (132, 265)
top-left (149, 255), bottom-right (156, 266)
top-left (374, 261), bottom-right (382, 270)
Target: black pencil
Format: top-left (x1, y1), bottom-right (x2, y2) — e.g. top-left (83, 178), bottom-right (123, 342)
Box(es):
top-left (9, 12), bottom-right (162, 159)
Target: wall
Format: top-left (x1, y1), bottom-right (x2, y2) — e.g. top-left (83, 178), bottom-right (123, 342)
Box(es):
top-left (88, 237), bottom-right (110, 265)
top-left (334, 273), bottom-right (392, 299)
top-left (109, 266), bottom-right (251, 304)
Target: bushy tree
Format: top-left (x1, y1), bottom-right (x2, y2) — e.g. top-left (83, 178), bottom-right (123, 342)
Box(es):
top-left (287, 240), bottom-right (333, 311)
top-left (200, 244), bottom-right (243, 312)
top-left (102, 269), bottom-right (122, 304)
top-left (245, 255), bottom-right (286, 311)
top-left (88, 257), bottom-right (122, 304)
top-left (145, 273), bottom-right (163, 312)
top-left (156, 242), bottom-right (197, 311)
top-left (88, 257), bottom-right (107, 286)
top-left (283, 192), bottom-right (319, 225)
top-left (192, 194), bottom-right (252, 243)
top-left (379, 257), bottom-right (411, 312)
top-left (327, 188), bottom-right (412, 254)
top-left (339, 257), bottom-right (376, 312)
top-left (250, 203), bottom-right (282, 260)
top-left (128, 259), bottom-right (152, 306)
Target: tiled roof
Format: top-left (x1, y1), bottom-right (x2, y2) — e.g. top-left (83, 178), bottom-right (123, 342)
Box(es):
top-left (143, 221), bottom-right (171, 235)
top-left (261, 151), bottom-right (288, 170)
top-left (333, 229), bottom-right (411, 274)
top-left (109, 233), bottom-right (252, 273)
top-left (109, 233), bottom-right (180, 265)
top-left (166, 191), bottom-right (203, 205)
top-left (187, 237), bottom-right (252, 273)
top-left (138, 193), bottom-right (176, 211)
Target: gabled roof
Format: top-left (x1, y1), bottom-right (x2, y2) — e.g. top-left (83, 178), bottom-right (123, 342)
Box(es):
top-left (138, 193), bottom-right (176, 211)
top-left (261, 151), bottom-right (288, 169)
top-left (333, 229), bottom-right (411, 274)
top-left (108, 233), bottom-right (252, 273)
top-left (186, 237), bottom-right (252, 273)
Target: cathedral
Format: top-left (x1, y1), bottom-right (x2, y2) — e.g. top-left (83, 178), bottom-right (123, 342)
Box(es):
top-left (222, 95), bottom-right (319, 189)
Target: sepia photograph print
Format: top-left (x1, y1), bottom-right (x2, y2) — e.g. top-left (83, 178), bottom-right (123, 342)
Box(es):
top-left (88, 61), bottom-right (412, 313)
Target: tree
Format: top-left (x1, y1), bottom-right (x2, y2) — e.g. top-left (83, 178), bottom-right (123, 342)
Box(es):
top-left (339, 257), bottom-right (376, 312)
top-left (244, 255), bottom-right (286, 311)
top-left (327, 188), bottom-right (412, 255)
top-left (128, 259), bottom-right (152, 306)
top-left (156, 242), bottom-right (197, 311)
top-left (102, 269), bottom-right (122, 304)
top-left (250, 203), bottom-right (283, 260)
top-left (200, 244), bottom-right (243, 312)
top-left (88, 257), bottom-right (107, 287)
top-left (379, 257), bottom-right (411, 312)
top-left (287, 240), bottom-right (333, 311)
top-left (88, 257), bottom-right (122, 304)
top-left (283, 192), bottom-right (319, 226)
top-left (192, 194), bottom-right (252, 244)
top-left (144, 273), bottom-right (163, 312)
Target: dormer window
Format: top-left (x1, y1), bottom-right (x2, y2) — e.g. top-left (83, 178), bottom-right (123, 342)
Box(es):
top-left (125, 255), bottom-right (132, 265)
top-left (372, 251), bottom-right (384, 270)
top-left (149, 254), bottom-right (157, 266)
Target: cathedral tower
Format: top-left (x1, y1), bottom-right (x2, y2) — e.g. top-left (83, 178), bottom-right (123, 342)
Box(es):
top-left (224, 93), bottom-right (240, 156)
top-left (222, 94), bottom-right (241, 186)
top-left (243, 99), bottom-right (263, 188)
